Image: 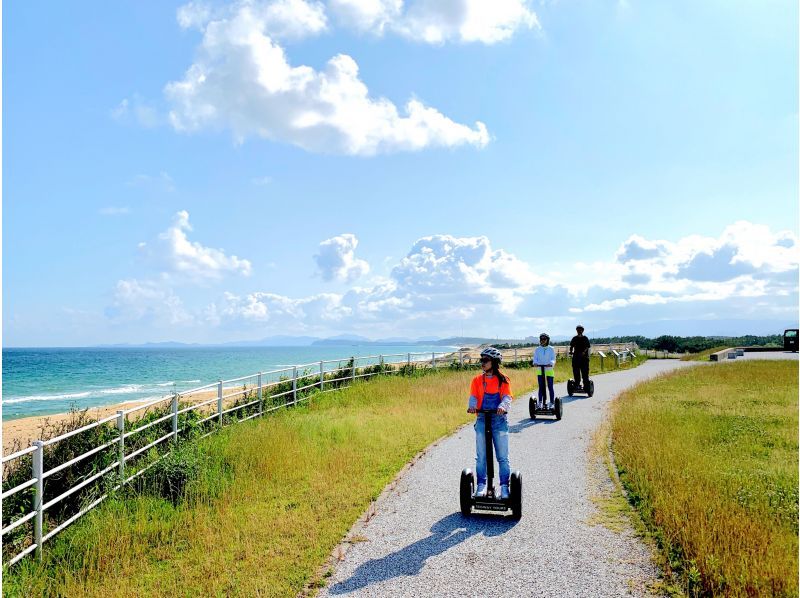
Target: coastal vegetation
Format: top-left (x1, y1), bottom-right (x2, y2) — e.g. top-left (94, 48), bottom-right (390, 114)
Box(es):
top-left (3, 353), bottom-right (644, 595)
top-left (611, 361), bottom-right (798, 596)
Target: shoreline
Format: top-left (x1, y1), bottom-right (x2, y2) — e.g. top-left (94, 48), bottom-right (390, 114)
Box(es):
top-left (2, 343), bottom-right (534, 455)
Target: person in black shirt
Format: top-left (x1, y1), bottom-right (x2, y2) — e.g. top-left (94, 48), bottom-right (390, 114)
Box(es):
top-left (569, 325), bottom-right (591, 389)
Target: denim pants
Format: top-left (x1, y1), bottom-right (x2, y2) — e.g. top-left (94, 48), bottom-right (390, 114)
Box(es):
top-left (537, 375), bottom-right (555, 402)
top-left (474, 413), bottom-right (510, 486)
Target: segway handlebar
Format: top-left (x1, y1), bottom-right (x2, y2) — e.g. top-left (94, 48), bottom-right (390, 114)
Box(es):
top-left (477, 407), bottom-right (504, 414)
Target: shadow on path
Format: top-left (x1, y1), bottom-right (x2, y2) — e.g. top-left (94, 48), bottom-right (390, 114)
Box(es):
top-left (508, 417), bottom-right (559, 433)
top-left (328, 512), bottom-right (518, 595)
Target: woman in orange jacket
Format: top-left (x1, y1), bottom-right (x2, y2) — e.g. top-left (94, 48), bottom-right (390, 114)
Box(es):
top-left (467, 347), bottom-right (513, 499)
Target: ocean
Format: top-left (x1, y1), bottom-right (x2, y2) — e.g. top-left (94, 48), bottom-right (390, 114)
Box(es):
top-left (2, 345), bottom-right (454, 421)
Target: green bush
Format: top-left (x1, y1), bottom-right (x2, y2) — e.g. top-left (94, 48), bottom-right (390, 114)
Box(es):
top-left (135, 444), bottom-right (206, 504)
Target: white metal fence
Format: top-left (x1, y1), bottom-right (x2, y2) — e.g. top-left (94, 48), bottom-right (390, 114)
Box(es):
top-left (1, 343), bottom-right (638, 566)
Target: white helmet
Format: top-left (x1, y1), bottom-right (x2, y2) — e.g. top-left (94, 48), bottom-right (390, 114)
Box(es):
top-left (480, 347), bottom-right (502, 362)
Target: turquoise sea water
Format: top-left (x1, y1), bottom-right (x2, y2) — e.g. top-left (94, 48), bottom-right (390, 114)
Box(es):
top-left (2, 345), bottom-right (453, 420)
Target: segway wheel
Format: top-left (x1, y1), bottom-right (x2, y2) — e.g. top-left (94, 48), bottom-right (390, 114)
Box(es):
top-left (567, 380), bottom-right (574, 396)
top-left (460, 469), bottom-right (474, 516)
top-left (588, 380), bottom-right (594, 398)
top-left (528, 397), bottom-right (536, 420)
top-left (554, 397), bottom-right (563, 421)
top-left (510, 471), bottom-right (522, 520)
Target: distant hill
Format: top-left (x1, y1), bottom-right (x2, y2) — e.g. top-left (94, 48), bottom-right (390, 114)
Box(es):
top-left (591, 319), bottom-right (796, 338)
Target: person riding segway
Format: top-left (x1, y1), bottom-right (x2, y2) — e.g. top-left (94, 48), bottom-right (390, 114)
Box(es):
top-left (568, 325), bottom-right (594, 397)
top-left (529, 334), bottom-right (562, 420)
top-left (459, 347), bottom-right (522, 519)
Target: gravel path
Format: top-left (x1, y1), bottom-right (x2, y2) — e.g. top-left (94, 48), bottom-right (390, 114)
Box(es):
top-left (317, 359), bottom-right (695, 598)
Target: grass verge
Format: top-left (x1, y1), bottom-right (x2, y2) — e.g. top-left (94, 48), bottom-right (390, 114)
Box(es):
top-left (610, 361), bottom-right (798, 597)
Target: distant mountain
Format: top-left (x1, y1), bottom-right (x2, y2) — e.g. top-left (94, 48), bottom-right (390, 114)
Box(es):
top-left (98, 341), bottom-right (199, 348)
top-left (591, 319), bottom-right (797, 338)
top-left (311, 334), bottom-right (372, 346)
top-left (221, 335), bottom-right (321, 347)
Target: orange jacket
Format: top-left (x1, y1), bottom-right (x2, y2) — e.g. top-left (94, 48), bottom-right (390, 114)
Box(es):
top-left (469, 374), bottom-right (512, 411)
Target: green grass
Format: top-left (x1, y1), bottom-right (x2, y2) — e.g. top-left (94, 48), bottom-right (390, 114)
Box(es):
top-left (4, 355), bottom-right (645, 597)
top-left (611, 361), bottom-right (798, 597)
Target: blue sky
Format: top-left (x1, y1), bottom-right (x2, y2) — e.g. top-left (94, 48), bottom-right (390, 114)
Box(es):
top-left (4, 0), bottom-right (798, 346)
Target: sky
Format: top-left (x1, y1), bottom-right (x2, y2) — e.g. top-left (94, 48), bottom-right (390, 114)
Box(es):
top-left (3, 0), bottom-right (799, 347)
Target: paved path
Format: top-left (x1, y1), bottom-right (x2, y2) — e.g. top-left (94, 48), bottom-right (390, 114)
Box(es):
top-left (319, 359), bottom-right (694, 598)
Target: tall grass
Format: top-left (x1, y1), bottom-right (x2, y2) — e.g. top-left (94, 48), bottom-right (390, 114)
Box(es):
top-left (611, 361), bottom-right (798, 596)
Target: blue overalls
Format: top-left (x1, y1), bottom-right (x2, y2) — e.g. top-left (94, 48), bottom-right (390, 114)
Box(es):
top-left (474, 375), bottom-right (511, 486)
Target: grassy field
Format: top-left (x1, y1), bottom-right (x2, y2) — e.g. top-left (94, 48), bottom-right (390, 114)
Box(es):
top-left (4, 355), bottom-right (643, 597)
top-left (611, 361), bottom-right (798, 597)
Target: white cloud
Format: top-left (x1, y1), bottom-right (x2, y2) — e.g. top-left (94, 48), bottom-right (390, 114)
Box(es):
top-left (107, 279), bottom-right (194, 325)
top-left (142, 210), bottom-right (253, 282)
top-left (106, 221), bottom-right (798, 338)
top-left (165, 1), bottom-right (489, 155)
top-left (330, 0), bottom-right (539, 44)
top-left (314, 233), bottom-right (370, 282)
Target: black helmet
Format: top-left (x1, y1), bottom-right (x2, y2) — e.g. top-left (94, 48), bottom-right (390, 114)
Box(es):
top-left (539, 333), bottom-right (550, 341)
top-left (576, 324), bottom-right (585, 331)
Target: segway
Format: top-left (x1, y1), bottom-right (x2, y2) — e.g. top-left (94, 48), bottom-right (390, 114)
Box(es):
top-left (566, 378), bottom-right (594, 397)
top-left (566, 356), bottom-right (594, 397)
top-left (528, 365), bottom-right (562, 420)
top-left (460, 408), bottom-right (522, 520)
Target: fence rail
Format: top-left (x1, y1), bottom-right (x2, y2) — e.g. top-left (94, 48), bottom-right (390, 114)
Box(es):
top-left (1, 342), bottom-right (638, 565)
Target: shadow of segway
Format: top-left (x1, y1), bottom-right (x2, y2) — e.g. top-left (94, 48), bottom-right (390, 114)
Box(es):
top-left (507, 417), bottom-right (558, 433)
top-left (328, 512), bottom-right (518, 594)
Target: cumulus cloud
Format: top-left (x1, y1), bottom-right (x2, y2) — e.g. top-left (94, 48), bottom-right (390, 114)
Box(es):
top-left (615, 234), bottom-right (669, 262)
top-left (330, 0), bottom-right (539, 44)
top-left (107, 279), bottom-right (194, 325)
top-left (314, 234), bottom-right (370, 282)
top-left (142, 210), bottom-right (253, 282)
top-left (106, 221), bottom-right (798, 338)
top-left (165, 1), bottom-right (489, 155)
top-left (572, 221), bottom-right (799, 318)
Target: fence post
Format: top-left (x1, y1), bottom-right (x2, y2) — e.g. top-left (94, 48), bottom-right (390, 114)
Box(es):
top-left (351, 357), bottom-right (356, 383)
top-left (257, 372), bottom-right (263, 416)
top-left (407, 353), bottom-right (411, 368)
top-left (32, 440), bottom-right (44, 560)
top-left (292, 366), bottom-right (298, 403)
top-left (379, 354), bottom-right (384, 374)
top-left (217, 381), bottom-right (223, 426)
top-left (116, 411), bottom-right (125, 480)
top-left (319, 361), bottom-right (324, 391)
top-left (171, 393), bottom-right (179, 443)
top-left (431, 352), bottom-right (435, 368)
top-left (514, 348), bottom-right (518, 364)
top-left (600, 355), bottom-right (604, 371)
top-left (459, 349), bottom-right (464, 368)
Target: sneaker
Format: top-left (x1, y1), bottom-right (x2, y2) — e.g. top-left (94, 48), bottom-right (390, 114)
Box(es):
top-left (550, 399), bottom-right (555, 410)
top-left (500, 485), bottom-right (510, 500)
top-left (475, 482), bottom-right (487, 497)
